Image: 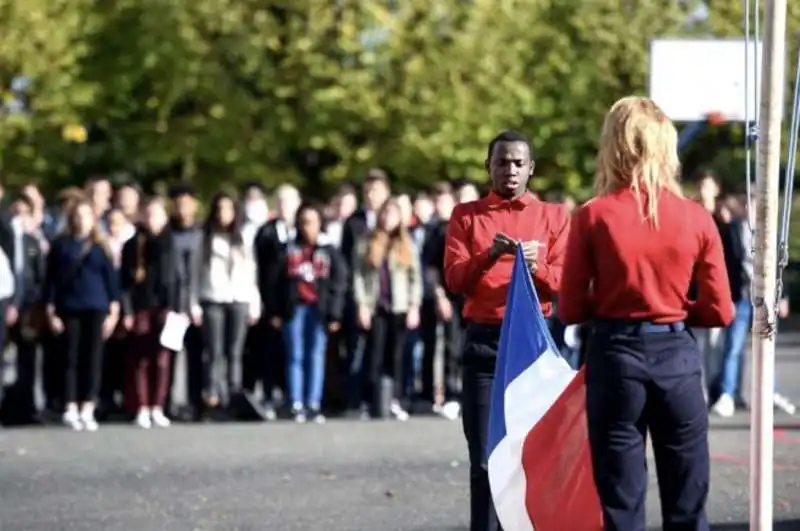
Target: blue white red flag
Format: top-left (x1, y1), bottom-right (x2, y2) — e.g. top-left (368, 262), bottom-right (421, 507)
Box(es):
top-left (486, 245), bottom-right (602, 531)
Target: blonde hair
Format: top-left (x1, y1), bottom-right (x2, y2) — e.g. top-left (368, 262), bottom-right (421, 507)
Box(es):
top-left (594, 96), bottom-right (682, 226)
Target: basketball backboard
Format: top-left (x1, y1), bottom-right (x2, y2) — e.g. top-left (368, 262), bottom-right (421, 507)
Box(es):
top-left (649, 38), bottom-right (762, 123)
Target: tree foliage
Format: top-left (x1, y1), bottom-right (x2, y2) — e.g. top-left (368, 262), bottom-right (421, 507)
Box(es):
top-left (1, 0), bottom-right (800, 198)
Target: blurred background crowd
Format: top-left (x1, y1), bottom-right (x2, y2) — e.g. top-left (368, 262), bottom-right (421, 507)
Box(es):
top-left (0, 166), bottom-right (795, 432)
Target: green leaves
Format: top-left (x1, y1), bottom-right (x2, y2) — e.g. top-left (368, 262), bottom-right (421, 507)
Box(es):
top-left (1, 0), bottom-right (798, 197)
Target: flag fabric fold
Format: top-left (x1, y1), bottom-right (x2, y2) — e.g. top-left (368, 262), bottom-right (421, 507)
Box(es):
top-left (486, 245), bottom-right (602, 531)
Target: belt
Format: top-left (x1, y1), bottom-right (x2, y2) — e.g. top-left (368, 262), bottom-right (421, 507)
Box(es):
top-left (593, 320), bottom-right (685, 335)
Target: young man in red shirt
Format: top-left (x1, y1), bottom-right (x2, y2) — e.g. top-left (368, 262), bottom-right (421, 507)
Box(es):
top-left (444, 130), bottom-right (570, 531)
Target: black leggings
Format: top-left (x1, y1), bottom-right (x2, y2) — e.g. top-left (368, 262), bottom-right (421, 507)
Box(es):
top-left (365, 309), bottom-right (407, 404)
top-left (62, 310), bottom-right (106, 404)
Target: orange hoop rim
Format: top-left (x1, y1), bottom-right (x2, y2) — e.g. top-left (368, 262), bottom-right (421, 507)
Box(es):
top-left (706, 111), bottom-right (726, 125)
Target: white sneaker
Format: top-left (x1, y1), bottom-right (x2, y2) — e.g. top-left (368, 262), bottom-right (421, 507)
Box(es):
top-left (712, 394), bottom-right (735, 418)
top-left (80, 405), bottom-right (99, 432)
top-left (774, 393), bottom-right (797, 415)
top-left (136, 409), bottom-right (152, 429)
top-left (151, 407), bottom-right (171, 428)
top-left (441, 401), bottom-right (461, 421)
top-left (63, 409), bottom-right (83, 431)
top-left (390, 401), bottom-right (409, 422)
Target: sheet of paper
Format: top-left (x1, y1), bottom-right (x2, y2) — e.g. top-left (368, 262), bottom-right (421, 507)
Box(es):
top-left (159, 311), bottom-right (191, 351)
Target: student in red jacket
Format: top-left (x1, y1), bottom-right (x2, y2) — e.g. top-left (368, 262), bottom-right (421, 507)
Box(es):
top-left (444, 130), bottom-right (570, 531)
top-left (558, 96), bottom-right (734, 531)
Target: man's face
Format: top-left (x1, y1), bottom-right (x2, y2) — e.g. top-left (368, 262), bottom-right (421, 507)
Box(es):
top-left (699, 176), bottom-right (719, 203)
top-left (434, 193), bottom-right (455, 221)
top-left (174, 195), bottom-right (198, 221)
top-left (276, 191), bottom-right (300, 221)
top-left (87, 179), bottom-right (112, 211)
top-left (486, 141), bottom-right (533, 199)
top-left (413, 196), bottom-right (434, 225)
top-left (11, 201), bottom-right (33, 232)
top-left (116, 186), bottom-right (140, 218)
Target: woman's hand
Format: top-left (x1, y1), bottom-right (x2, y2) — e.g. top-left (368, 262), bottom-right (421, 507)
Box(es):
top-left (122, 315), bottom-right (134, 331)
top-left (358, 305), bottom-right (372, 330)
top-left (102, 314), bottom-right (118, 339)
top-left (406, 307), bottom-right (420, 329)
top-left (49, 315), bottom-right (64, 335)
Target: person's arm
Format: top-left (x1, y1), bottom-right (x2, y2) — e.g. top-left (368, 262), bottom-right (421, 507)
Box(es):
top-left (101, 246), bottom-right (121, 319)
top-left (327, 247), bottom-right (348, 323)
top-left (246, 248), bottom-right (262, 322)
top-left (119, 238), bottom-right (136, 316)
top-left (557, 207), bottom-right (593, 325)
top-left (687, 212), bottom-right (735, 328)
top-left (408, 244), bottom-right (423, 310)
top-left (352, 243), bottom-right (369, 308)
top-left (188, 231), bottom-right (203, 320)
top-left (43, 238), bottom-right (59, 311)
top-left (532, 205), bottom-right (570, 297)
top-left (443, 204), bottom-right (497, 296)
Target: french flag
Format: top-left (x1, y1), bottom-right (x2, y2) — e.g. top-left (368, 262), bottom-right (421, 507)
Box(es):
top-left (486, 245), bottom-right (603, 531)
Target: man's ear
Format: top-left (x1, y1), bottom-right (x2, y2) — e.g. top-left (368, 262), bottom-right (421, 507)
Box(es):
top-left (529, 161), bottom-right (536, 176)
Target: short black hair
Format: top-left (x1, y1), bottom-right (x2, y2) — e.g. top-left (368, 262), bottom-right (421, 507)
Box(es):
top-left (168, 182), bottom-right (196, 200)
top-left (296, 201), bottom-right (327, 230)
top-left (363, 167), bottom-right (389, 185)
top-left (487, 130), bottom-right (533, 160)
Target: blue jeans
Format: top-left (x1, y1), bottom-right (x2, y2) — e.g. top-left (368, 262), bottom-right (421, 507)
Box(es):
top-left (283, 305), bottom-right (328, 410)
top-left (719, 299), bottom-right (752, 398)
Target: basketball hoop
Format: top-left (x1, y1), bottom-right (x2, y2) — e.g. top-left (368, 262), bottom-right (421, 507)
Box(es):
top-left (706, 111), bottom-right (726, 125)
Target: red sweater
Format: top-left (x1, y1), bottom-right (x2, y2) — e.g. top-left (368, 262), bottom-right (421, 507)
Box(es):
top-left (444, 192), bottom-right (570, 324)
top-left (557, 188), bottom-right (735, 327)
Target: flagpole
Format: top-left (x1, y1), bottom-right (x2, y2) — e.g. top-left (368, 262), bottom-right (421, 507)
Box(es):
top-left (750, 1), bottom-right (787, 530)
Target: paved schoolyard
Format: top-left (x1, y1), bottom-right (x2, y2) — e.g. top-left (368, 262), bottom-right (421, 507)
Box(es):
top-left (1, 333), bottom-right (800, 530)
top-left (0, 415), bottom-right (798, 531)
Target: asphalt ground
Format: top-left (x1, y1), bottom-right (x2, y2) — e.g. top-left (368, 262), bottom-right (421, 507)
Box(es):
top-left (0, 335), bottom-right (799, 531)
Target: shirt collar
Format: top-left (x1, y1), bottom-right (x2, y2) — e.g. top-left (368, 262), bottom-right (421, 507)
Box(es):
top-left (485, 191), bottom-right (535, 210)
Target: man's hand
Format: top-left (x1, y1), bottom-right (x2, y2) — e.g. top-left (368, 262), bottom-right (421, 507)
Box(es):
top-left (521, 240), bottom-right (545, 273)
top-left (5, 305), bottom-right (18, 327)
top-left (490, 233), bottom-right (517, 260)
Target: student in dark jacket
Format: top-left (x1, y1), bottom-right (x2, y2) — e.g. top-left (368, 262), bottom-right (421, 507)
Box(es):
top-left (272, 202), bottom-right (347, 423)
top-left (253, 184), bottom-right (300, 415)
top-left (44, 200), bottom-right (120, 432)
top-left (167, 184), bottom-right (204, 420)
top-left (120, 197), bottom-right (177, 429)
top-left (2, 196), bottom-right (46, 425)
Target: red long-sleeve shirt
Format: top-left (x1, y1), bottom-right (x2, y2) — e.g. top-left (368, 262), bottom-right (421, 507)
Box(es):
top-left (557, 188), bottom-right (734, 327)
top-left (444, 192), bottom-right (570, 325)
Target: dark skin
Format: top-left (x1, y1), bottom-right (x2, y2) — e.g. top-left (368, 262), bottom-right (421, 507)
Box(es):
top-left (484, 140), bottom-right (542, 270)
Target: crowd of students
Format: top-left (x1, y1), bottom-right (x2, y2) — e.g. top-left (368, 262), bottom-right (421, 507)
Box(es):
top-left (0, 171), bottom-right (492, 430)
top-left (0, 166), bottom-right (794, 432)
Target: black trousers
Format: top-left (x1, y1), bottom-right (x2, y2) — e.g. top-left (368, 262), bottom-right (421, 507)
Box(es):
top-left (62, 310), bottom-right (106, 404)
top-left (461, 322), bottom-right (503, 531)
top-left (42, 331), bottom-right (64, 411)
top-left (585, 323), bottom-right (709, 531)
top-left (183, 324), bottom-right (205, 411)
top-left (1, 323), bottom-right (41, 424)
top-left (421, 297), bottom-right (463, 403)
top-left (365, 309), bottom-right (407, 408)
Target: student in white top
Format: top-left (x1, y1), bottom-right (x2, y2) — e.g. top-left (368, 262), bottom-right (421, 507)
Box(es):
top-left (199, 192), bottom-right (261, 411)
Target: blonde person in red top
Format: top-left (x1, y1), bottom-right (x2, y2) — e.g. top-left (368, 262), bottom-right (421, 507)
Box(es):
top-left (558, 97), bottom-right (734, 531)
top-left (444, 130), bottom-right (570, 531)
